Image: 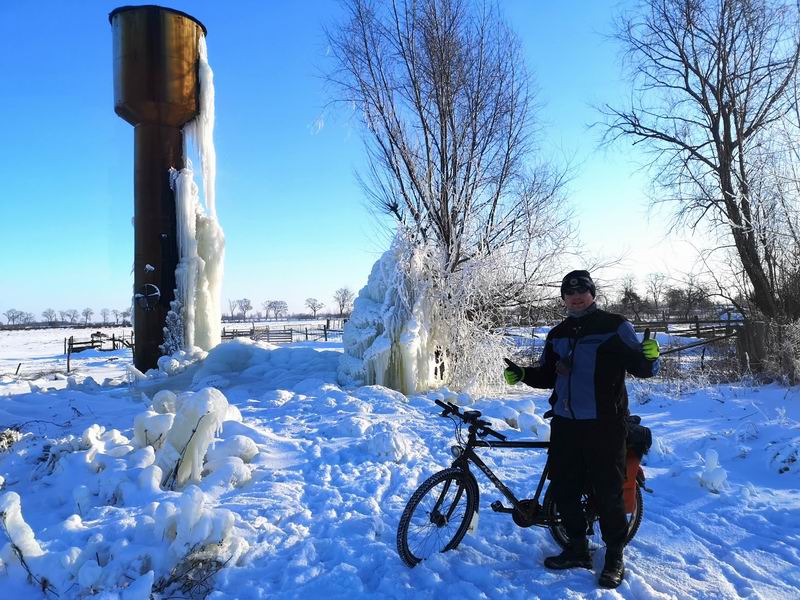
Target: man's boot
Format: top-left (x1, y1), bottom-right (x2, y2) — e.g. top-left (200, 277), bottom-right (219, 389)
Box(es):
top-left (544, 538), bottom-right (592, 570)
top-left (598, 547), bottom-right (625, 588)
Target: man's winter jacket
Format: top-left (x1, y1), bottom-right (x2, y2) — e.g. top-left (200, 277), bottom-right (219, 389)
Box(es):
top-left (523, 305), bottom-right (659, 420)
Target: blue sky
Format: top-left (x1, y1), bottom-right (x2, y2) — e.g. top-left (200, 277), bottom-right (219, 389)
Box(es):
top-left (0, 1), bottom-right (697, 317)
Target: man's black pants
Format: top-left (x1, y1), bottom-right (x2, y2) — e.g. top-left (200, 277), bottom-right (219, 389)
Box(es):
top-left (548, 416), bottom-right (628, 553)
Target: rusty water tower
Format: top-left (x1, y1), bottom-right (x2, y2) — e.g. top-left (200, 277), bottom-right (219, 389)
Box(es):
top-left (109, 5), bottom-right (206, 371)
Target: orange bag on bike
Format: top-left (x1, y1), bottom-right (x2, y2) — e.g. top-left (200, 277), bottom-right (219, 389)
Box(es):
top-left (622, 448), bottom-right (641, 513)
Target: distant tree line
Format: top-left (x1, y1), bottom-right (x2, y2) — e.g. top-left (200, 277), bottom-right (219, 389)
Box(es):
top-left (224, 287), bottom-right (356, 322)
top-left (3, 287), bottom-right (358, 329)
top-left (501, 274), bottom-right (736, 327)
top-left (604, 274), bottom-right (719, 321)
top-left (1, 307), bottom-right (132, 328)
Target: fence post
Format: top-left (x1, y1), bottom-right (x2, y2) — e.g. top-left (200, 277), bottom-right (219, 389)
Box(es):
top-left (305, 327), bottom-right (308, 341)
top-left (324, 325), bottom-right (328, 342)
top-left (67, 336), bottom-right (73, 373)
top-left (694, 315), bottom-right (700, 336)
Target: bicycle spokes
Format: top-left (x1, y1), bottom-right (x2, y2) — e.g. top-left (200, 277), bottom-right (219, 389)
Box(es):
top-left (407, 479), bottom-right (469, 558)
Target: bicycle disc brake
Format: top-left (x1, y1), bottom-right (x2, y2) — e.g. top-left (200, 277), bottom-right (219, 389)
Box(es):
top-left (512, 499), bottom-right (540, 528)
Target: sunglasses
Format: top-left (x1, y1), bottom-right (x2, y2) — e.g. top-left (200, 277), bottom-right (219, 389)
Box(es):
top-left (564, 286), bottom-right (590, 296)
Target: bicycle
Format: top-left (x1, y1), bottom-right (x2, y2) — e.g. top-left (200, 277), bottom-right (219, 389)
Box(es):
top-left (396, 399), bottom-right (646, 567)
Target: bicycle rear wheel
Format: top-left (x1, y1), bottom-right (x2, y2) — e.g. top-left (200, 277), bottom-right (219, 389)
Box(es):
top-left (543, 484), bottom-right (643, 549)
top-left (396, 468), bottom-right (478, 567)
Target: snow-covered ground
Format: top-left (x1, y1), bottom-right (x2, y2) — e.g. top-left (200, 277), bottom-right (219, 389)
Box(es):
top-left (0, 329), bottom-right (798, 598)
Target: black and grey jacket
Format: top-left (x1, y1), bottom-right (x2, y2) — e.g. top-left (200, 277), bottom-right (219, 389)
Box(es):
top-left (523, 305), bottom-right (659, 420)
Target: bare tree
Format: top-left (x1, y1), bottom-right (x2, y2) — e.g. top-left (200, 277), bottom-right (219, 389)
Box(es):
top-left (275, 301), bottom-right (288, 320)
top-left (305, 298), bottom-right (324, 318)
top-left (617, 275), bottom-right (647, 320)
top-left (228, 299), bottom-right (238, 320)
top-left (42, 308), bottom-right (57, 325)
top-left (327, 0), bottom-right (570, 291)
top-left (665, 281), bottom-right (714, 319)
top-left (63, 309), bottom-right (79, 324)
top-left (100, 308), bottom-right (110, 325)
top-left (238, 298), bottom-right (253, 320)
top-left (82, 308), bottom-right (94, 325)
top-left (264, 300), bottom-right (288, 321)
top-left (604, 0), bottom-right (800, 319)
top-left (3, 309), bottom-right (21, 325)
top-left (120, 308), bottom-right (131, 325)
top-left (333, 287), bottom-right (355, 317)
top-left (112, 309), bottom-right (121, 325)
top-left (645, 272), bottom-right (667, 313)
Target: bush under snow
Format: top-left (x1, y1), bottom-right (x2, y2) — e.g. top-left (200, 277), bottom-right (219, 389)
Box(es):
top-left (0, 385), bottom-right (255, 597)
top-left (339, 232), bottom-right (514, 396)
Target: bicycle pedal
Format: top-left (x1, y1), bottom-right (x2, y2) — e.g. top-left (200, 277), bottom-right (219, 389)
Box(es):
top-left (490, 500), bottom-right (513, 513)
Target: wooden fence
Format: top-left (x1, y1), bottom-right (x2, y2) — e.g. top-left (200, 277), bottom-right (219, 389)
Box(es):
top-left (221, 324), bottom-right (343, 344)
top-left (64, 332), bottom-right (134, 373)
top-left (630, 317), bottom-right (743, 338)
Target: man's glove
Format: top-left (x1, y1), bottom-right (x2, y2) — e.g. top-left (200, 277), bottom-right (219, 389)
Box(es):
top-left (503, 358), bottom-right (525, 385)
top-left (642, 338), bottom-right (660, 360)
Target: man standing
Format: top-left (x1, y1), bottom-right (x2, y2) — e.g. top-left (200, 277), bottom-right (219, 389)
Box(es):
top-left (504, 270), bottom-right (660, 589)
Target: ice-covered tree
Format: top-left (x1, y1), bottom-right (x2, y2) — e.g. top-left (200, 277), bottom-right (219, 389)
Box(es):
top-left (328, 0), bottom-right (571, 393)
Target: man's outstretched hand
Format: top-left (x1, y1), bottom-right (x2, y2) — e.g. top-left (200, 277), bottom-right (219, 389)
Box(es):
top-left (503, 358), bottom-right (525, 385)
top-left (642, 328), bottom-right (660, 360)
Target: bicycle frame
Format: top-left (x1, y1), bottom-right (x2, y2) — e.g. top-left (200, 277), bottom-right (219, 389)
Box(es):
top-left (451, 429), bottom-right (553, 526)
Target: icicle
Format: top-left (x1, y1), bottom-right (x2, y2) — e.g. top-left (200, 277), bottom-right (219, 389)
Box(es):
top-left (166, 34), bottom-right (225, 355)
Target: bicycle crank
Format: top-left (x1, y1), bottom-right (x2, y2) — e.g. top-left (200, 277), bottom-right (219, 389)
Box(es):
top-left (512, 499), bottom-right (541, 528)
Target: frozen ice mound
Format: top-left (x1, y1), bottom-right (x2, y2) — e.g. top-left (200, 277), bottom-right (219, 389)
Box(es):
top-left (155, 387), bottom-right (229, 488)
top-left (700, 449), bottom-right (727, 493)
top-left (362, 422), bottom-right (417, 463)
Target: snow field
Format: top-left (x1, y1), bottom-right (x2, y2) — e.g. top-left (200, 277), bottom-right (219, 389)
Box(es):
top-left (0, 334), bottom-right (799, 598)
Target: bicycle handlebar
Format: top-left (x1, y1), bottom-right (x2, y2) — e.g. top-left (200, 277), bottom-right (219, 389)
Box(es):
top-left (434, 399), bottom-right (507, 441)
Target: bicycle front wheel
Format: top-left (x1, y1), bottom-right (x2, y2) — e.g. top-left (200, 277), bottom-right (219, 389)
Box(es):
top-left (396, 468), bottom-right (478, 567)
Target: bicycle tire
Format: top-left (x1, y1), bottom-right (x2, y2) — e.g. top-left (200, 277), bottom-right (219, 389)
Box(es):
top-left (542, 484), bottom-right (643, 549)
top-left (396, 468), bottom-right (478, 567)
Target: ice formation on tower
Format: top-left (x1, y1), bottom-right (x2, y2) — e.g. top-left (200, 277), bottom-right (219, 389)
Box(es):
top-left (164, 35), bottom-right (225, 355)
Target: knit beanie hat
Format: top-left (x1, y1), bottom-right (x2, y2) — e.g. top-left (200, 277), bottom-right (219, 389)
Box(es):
top-left (561, 270), bottom-right (596, 298)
